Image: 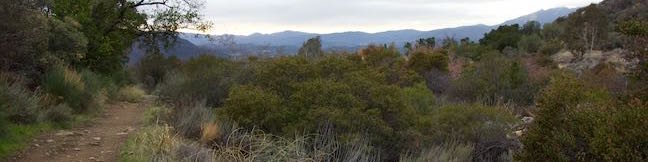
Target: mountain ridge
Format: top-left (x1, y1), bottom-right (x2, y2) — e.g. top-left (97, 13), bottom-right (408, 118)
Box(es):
top-left (129, 7), bottom-right (578, 63)
top-left (183, 7), bottom-right (575, 48)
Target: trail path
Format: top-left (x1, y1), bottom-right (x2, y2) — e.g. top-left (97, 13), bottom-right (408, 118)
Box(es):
top-left (10, 96), bottom-right (152, 162)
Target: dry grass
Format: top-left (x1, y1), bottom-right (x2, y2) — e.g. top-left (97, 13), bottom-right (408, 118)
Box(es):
top-left (200, 122), bottom-right (222, 144)
top-left (114, 85), bottom-right (146, 103)
top-left (400, 142), bottom-right (474, 162)
top-left (123, 119), bottom-right (381, 162)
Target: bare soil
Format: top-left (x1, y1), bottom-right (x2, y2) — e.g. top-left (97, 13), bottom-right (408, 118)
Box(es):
top-left (8, 97), bottom-right (151, 162)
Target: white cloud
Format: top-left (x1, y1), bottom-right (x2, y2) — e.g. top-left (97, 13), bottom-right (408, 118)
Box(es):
top-left (197, 0), bottom-right (603, 35)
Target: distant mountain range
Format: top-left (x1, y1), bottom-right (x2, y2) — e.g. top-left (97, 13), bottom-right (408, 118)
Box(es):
top-left (129, 7), bottom-right (577, 63)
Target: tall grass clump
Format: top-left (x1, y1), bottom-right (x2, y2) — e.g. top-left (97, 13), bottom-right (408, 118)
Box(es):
top-left (42, 66), bottom-right (89, 113)
top-left (123, 118), bottom-right (382, 162)
top-left (115, 85), bottom-right (146, 103)
top-left (42, 66), bottom-right (115, 113)
top-left (400, 142), bottom-right (474, 162)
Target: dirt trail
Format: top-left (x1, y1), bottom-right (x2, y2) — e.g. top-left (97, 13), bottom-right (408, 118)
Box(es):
top-left (9, 96), bottom-right (152, 162)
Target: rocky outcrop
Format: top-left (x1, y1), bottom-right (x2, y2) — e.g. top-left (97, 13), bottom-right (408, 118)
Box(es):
top-left (552, 49), bottom-right (633, 73)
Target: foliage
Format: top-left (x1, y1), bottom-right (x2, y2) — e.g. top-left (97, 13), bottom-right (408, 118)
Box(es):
top-left (42, 66), bottom-right (90, 113)
top-left (456, 41), bottom-right (492, 61)
top-left (298, 36), bottom-right (324, 58)
top-left (211, 53), bottom-right (426, 160)
top-left (562, 4), bottom-right (609, 57)
top-left (416, 37), bottom-right (436, 48)
top-left (0, 1), bottom-right (51, 84)
top-left (121, 123), bottom-right (380, 162)
top-left (517, 72), bottom-right (612, 161)
top-left (539, 39), bottom-right (564, 56)
top-left (590, 100), bottom-right (648, 161)
top-left (407, 49), bottom-right (449, 74)
top-left (422, 104), bottom-right (517, 161)
top-left (518, 34), bottom-right (542, 54)
top-left (0, 75), bottom-right (40, 124)
top-left (450, 53), bottom-right (537, 105)
top-left (49, 0), bottom-right (210, 74)
top-left (115, 85), bottom-right (146, 103)
top-left (173, 103), bottom-right (215, 139)
top-left (157, 55), bottom-right (239, 107)
top-left (218, 85), bottom-right (283, 133)
top-left (480, 24), bottom-right (522, 51)
top-left (618, 20), bottom-right (648, 82)
top-left (0, 123), bottom-right (53, 159)
top-left (136, 54), bottom-right (181, 92)
top-left (521, 21), bottom-right (542, 35)
top-left (401, 83), bottom-right (436, 114)
top-left (43, 104), bottom-right (73, 124)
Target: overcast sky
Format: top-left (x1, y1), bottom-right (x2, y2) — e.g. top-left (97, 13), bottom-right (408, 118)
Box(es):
top-left (192, 0), bottom-right (603, 35)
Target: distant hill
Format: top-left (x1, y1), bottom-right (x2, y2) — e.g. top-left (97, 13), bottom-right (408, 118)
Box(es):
top-left (186, 7), bottom-right (576, 48)
top-left (129, 7), bottom-right (578, 62)
top-left (128, 38), bottom-right (209, 65)
top-left (501, 7), bottom-right (577, 25)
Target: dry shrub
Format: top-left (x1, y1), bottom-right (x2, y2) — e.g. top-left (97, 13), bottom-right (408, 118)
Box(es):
top-left (0, 74), bottom-right (41, 124)
top-left (115, 85), bottom-right (146, 103)
top-left (200, 122), bottom-right (222, 144)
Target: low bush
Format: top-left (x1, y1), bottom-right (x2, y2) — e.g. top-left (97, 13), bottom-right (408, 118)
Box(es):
top-left (421, 104), bottom-right (517, 161)
top-left (401, 82), bottom-right (436, 114)
top-left (143, 105), bottom-right (172, 125)
top-left (42, 104), bottom-right (73, 125)
top-left (157, 55), bottom-right (239, 108)
top-left (136, 54), bottom-right (180, 92)
top-left (590, 99), bottom-right (648, 161)
top-left (449, 53), bottom-right (538, 105)
top-left (173, 103), bottom-right (215, 139)
top-left (0, 75), bottom-right (40, 124)
top-left (539, 39), bottom-right (563, 56)
top-left (518, 34), bottom-right (542, 54)
top-left (42, 66), bottom-right (89, 113)
top-left (115, 85), bottom-right (145, 103)
top-left (517, 72), bottom-right (612, 161)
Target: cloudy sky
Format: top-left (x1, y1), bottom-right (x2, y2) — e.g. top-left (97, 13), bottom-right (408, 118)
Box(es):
top-left (194, 0), bottom-right (603, 35)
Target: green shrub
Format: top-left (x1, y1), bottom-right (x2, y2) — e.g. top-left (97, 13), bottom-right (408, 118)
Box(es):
top-left (80, 69), bottom-right (113, 96)
top-left (218, 85), bottom-right (283, 133)
top-left (518, 34), bottom-right (542, 54)
top-left (450, 53), bottom-right (537, 105)
top-left (143, 105), bottom-right (172, 125)
top-left (422, 104), bottom-right (517, 161)
top-left (407, 49), bottom-right (449, 74)
top-left (136, 54), bottom-right (180, 92)
top-left (157, 55), bottom-right (239, 107)
top-left (539, 39), bottom-right (563, 56)
top-left (402, 82), bottom-right (436, 114)
top-left (42, 66), bottom-right (90, 113)
top-left (517, 72), bottom-right (611, 162)
top-left (591, 100), bottom-right (648, 161)
top-left (43, 104), bottom-right (73, 124)
top-left (0, 75), bottom-right (40, 124)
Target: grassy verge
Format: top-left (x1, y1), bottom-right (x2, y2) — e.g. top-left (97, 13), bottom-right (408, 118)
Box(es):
top-left (0, 123), bottom-right (53, 158)
top-left (0, 113), bottom-right (97, 159)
